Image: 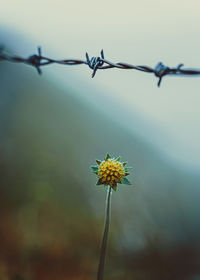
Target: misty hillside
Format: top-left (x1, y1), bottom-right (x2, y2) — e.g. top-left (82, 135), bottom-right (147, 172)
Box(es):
top-left (0, 55), bottom-right (200, 279)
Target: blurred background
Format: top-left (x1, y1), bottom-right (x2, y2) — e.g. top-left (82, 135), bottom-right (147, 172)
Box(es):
top-left (0, 1), bottom-right (200, 279)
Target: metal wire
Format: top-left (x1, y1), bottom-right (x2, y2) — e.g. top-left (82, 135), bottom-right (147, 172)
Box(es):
top-left (1, 46), bottom-right (200, 87)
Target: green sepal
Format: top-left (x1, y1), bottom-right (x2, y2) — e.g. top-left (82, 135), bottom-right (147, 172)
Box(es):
top-left (104, 154), bottom-right (111, 161)
top-left (112, 185), bottom-right (117, 191)
top-left (96, 160), bottom-right (101, 165)
top-left (91, 166), bottom-right (98, 172)
top-left (123, 162), bottom-right (127, 166)
top-left (96, 179), bottom-right (103, 185)
top-left (115, 156), bottom-right (121, 162)
top-left (121, 177), bottom-right (131, 185)
top-left (125, 167), bottom-right (132, 172)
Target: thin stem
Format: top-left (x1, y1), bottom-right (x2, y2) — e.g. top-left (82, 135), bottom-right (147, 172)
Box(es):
top-left (97, 186), bottom-right (112, 280)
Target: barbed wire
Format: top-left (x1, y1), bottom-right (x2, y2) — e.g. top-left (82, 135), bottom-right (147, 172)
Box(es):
top-left (1, 46), bottom-right (200, 87)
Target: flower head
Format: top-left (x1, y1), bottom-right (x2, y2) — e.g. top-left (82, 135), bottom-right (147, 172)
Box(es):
top-left (91, 154), bottom-right (131, 191)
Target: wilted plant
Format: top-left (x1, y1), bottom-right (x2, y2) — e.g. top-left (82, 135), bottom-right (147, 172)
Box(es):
top-left (91, 154), bottom-right (131, 280)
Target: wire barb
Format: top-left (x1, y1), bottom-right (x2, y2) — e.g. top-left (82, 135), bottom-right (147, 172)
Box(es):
top-left (27, 46), bottom-right (43, 74)
top-left (1, 46), bottom-right (200, 87)
top-left (154, 62), bottom-right (170, 87)
top-left (86, 49), bottom-right (104, 78)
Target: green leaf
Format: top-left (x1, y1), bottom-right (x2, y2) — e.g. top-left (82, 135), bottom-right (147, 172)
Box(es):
top-left (96, 160), bottom-right (101, 165)
top-left (115, 156), bottom-right (121, 162)
top-left (121, 177), bottom-right (131, 185)
top-left (104, 153), bottom-right (111, 161)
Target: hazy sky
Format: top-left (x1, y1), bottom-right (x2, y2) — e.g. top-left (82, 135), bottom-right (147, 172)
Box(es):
top-left (1, 0), bottom-right (200, 168)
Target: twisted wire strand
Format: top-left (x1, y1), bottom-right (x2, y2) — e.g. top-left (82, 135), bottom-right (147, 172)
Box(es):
top-left (1, 46), bottom-right (200, 87)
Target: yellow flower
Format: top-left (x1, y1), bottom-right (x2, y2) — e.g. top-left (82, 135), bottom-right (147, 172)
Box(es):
top-left (91, 154), bottom-right (131, 191)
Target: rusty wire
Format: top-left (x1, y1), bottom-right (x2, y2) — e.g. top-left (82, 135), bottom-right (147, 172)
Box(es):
top-left (1, 46), bottom-right (200, 87)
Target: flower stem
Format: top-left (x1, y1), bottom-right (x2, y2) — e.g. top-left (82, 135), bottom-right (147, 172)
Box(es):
top-left (97, 186), bottom-right (112, 280)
